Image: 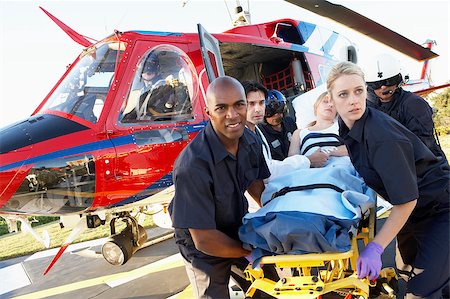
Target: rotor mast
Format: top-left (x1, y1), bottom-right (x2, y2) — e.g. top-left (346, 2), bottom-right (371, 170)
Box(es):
top-left (233, 0), bottom-right (251, 26)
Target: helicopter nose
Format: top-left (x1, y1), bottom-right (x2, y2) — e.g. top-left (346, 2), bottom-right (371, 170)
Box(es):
top-left (0, 119), bottom-right (34, 155)
top-left (0, 114), bottom-right (89, 155)
top-left (0, 114), bottom-right (91, 212)
top-left (0, 119), bottom-right (35, 209)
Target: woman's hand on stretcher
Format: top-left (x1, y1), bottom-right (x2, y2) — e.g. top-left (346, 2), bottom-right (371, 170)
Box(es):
top-left (330, 145), bottom-right (348, 157)
top-left (307, 148), bottom-right (329, 168)
top-left (357, 241), bottom-right (383, 281)
top-left (321, 145), bottom-right (349, 157)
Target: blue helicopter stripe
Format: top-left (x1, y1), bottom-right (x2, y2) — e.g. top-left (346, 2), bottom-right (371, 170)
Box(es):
top-left (0, 136), bottom-right (132, 172)
top-left (316, 78), bottom-right (324, 86)
top-left (297, 22), bottom-right (316, 44)
top-left (105, 173), bottom-right (174, 208)
top-left (132, 30), bottom-right (183, 36)
top-left (321, 32), bottom-right (338, 56)
top-left (184, 122), bottom-right (207, 134)
top-left (0, 123), bottom-right (207, 172)
top-left (289, 43), bottom-right (309, 52)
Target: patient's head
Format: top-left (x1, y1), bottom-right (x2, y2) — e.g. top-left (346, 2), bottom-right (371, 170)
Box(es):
top-left (313, 92), bottom-right (336, 121)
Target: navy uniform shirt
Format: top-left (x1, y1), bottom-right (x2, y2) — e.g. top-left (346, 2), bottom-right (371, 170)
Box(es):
top-left (339, 107), bottom-right (449, 220)
top-left (368, 87), bottom-right (448, 164)
top-left (258, 116), bottom-right (297, 161)
top-left (169, 121), bottom-right (270, 261)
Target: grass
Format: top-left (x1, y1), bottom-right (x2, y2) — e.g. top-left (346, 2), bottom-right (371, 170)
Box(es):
top-left (439, 133), bottom-right (450, 158)
top-left (0, 214), bottom-right (155, 261)
top-left (1, 135), bottom-right (449, 261)
top-left (0, 216), bottom-right (58, 236)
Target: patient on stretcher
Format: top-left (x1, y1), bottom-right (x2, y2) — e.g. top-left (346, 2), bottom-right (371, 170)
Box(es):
top-left (289, 91), bottom-right (348, 162)
top-left (239, 92), bottom-right (376, 267)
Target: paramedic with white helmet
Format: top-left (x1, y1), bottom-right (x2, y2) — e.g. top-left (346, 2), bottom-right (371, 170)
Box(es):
top-left (365, 53), bottom-right (448, 164)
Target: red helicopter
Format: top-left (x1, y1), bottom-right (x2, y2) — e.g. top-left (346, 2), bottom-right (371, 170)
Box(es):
top-left (0, 0), bottom-right (442, 275)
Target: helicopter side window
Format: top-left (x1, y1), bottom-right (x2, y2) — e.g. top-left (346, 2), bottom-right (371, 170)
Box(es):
top-left (120, 45), bottom-right (198, 124)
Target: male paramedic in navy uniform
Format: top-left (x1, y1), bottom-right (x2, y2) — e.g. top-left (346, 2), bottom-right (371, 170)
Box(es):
top-left (169, 76), bottom-right (272, 298)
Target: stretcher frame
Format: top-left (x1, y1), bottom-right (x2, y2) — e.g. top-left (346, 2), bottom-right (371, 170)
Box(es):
top-left (244, 207), bottom-right (377, 299)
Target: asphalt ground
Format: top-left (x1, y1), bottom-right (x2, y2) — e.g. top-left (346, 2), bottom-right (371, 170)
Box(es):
top-left (0, 227), bottom-right (190, 299)
top-left (0, 220), bottom-right (406, 299)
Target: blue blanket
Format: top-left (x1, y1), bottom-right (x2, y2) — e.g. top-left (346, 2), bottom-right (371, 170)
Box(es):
top-left (239, 157), bottom-right (376, 267)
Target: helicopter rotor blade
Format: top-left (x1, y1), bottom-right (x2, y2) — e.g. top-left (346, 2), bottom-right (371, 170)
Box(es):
top-left (285, 0), bottom-right (438, 61)
top-left (40, 6), bottom-right (95, 48)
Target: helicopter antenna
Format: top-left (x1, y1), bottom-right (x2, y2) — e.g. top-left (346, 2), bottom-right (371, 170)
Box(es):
top-left (223, 0), bottom-right (234, 23)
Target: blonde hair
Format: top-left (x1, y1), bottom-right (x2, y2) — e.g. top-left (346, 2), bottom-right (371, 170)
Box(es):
top-left (326, 61), bottom-right (365, 94)
top-left (307, 91), bottom-right (330, 127)
top-left (313, 92), bottom-right (329, 116)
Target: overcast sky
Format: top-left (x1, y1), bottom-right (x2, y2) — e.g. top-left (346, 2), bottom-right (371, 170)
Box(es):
top-left (0, 0), bottom-right (448, 127)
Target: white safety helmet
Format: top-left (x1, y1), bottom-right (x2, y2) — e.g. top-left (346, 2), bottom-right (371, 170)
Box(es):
top-left (365, 53), bottom-right (402, 83)
top-left (364, 53), bottom-right (407, 92)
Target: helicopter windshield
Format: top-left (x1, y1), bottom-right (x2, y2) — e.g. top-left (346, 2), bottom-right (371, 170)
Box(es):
top-left (38, 40), bottom-right (125, 123)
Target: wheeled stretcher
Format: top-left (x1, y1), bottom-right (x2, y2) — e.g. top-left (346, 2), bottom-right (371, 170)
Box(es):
top-left (239, 154), bottom-right (399, 298)
top-left (243, 208), bottom-right (398, 299)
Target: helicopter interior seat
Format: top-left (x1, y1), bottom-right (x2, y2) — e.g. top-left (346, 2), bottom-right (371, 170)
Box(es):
top-left (81, 106), bottom-right (98, 123)
top-left (76, 94), bottom-right (98, 123)
top-left (120, 81), bottom-right (192, 122)
top-left (69, 93), bottom-right (96, 123)
top-left (143, 84), bottom-right (191, 120)
top-left (121, 88), bottom-right (157, 122)
top-left (122, 89), bottom-right (142, 119)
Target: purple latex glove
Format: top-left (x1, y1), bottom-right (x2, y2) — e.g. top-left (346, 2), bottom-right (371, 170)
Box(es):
top-left (245, 255), bottom-right (252, 263)
top-left (357, 242), bottom-right (384, 280)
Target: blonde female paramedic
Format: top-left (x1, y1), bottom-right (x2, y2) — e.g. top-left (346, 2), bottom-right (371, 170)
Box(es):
top-left (327, 61), bottom-right (449, 298)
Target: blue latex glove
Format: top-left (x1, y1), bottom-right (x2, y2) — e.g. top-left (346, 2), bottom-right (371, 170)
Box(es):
top-left (357, 242), bottom-right (384, 280)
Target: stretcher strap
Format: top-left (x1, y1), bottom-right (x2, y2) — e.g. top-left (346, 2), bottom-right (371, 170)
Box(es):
top-left (270, 183), bottom-right (345, 200)
top-left (300, 132), bottom-right (343, 148)
top-left (301, 141), bottom-right (343, 155)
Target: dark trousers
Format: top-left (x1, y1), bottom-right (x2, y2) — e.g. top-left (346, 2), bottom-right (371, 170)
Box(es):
top-left (396, 211), bottom-right (450, 298)
top-left (182, 255), bottom-right (278, 299)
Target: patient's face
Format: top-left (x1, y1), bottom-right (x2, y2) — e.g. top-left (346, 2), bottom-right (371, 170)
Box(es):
top-left (316, 96), bottom-right (336, 121)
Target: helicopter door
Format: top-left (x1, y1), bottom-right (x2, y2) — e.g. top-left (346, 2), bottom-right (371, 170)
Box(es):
top-left (197, 24), bottom-right (225, 83)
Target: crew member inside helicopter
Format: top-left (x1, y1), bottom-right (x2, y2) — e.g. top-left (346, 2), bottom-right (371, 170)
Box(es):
top-left (135, 55), bottom-right (169, 119)
top-left (120, 50), bottom-right (192, 122)
top-left (258, 90), bottom-right (297, 161)
top-left (138, 55), bottom-right (162, 95)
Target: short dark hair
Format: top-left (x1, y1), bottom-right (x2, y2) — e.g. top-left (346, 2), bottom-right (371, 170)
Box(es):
top-left (242, 81), bottom-right (268, 99)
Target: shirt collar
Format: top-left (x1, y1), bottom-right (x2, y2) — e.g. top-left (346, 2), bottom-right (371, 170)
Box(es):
top-left (340, 108), bottom-right (369, 143)
top-left (205, 121), bottom-right (255, 164)
top-left (260, 121), bottom-right (282, 134)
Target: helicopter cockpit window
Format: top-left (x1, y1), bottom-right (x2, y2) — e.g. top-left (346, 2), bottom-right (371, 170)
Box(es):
top-left (119, 45), bottom-right (197, 123)
top-left (37, 40), bottom-right (126, 124)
